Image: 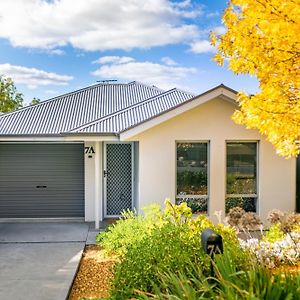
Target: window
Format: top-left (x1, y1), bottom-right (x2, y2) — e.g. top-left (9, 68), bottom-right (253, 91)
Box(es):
top-left (226, 142), bottom-right (257, 213)
top-left (176, 142), bottom-right (208, 213)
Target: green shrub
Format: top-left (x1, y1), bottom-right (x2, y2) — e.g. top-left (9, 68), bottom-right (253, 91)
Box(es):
top-left (136, 261), bottom-right (215, 300)
top-left (110, 214), bottom-right (251, 299)
top-left (136, 251), bottom-right (300, 300)
top-left (214, 253), bottom-right (300, 300)
top-left (110, 221), bottom-right (210, 299)
top-left (99, 201), bottom-right (253, 299)
top-left (96, 205), bottom-right (163, 258)
top-left (263, 223), bottom-right (285, 243)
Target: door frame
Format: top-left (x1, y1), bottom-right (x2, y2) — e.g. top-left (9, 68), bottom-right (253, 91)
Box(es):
top-left (103, 141), bottom-right (134, 218)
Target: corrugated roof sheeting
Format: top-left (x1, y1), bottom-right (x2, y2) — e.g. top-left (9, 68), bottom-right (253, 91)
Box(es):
top-left (71, 89), bottom-right (194, 134)
top-left (0, 82), bottom-right (164, 135)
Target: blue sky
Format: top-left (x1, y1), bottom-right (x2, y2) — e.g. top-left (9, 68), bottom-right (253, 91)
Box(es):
top-left (0, 0), bottom-right (259, 104)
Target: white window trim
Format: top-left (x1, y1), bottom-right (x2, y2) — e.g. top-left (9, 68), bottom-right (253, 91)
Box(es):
top-left (175, 140), bottom-right (210, 200)
top-left (225, 140), bottom-right (259, 211)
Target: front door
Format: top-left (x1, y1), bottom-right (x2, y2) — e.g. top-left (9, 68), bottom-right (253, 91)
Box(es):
top-left (104, 143), bottom-right (134, 217)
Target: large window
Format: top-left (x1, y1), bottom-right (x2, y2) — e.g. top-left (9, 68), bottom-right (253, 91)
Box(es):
top-left (226, 142), bottom-right (257, 213)
top-left (176, 142), bottom-right (208, 213)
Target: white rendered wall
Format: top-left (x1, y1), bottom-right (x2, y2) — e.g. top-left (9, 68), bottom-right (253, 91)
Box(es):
top-left (84, 141), bottom-right (103, 222)
top-left (127, 97), bottom-right (296, 224)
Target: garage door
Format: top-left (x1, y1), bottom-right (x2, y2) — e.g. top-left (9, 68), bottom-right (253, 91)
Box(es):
top-left (0, 143), bottom-right (84, 218)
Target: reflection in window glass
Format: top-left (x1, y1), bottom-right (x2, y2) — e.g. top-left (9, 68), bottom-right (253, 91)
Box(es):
top-left (226, 142), bottom-right (257, 212)
top-left (226, 142), bottom-right (257, 195)
top-left (176, 143), bottom-right (208, 213)
top-left (177, 143), bottom-right (208, 196)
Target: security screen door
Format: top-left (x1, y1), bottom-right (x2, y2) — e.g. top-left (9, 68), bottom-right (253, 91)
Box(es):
top-left (104, 143), bottom-right (133, 217)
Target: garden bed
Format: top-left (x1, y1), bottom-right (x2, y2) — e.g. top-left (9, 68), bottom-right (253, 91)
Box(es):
top-left (68, 245), bottom-right (300, 300)
top-left (68, 204), bottom-right (300, 299)
top-left (68, 245), bottom-right (115, 300)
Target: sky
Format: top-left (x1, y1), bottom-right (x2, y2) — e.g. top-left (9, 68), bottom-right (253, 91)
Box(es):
top-left (0, 0), bottom-right (259, 104)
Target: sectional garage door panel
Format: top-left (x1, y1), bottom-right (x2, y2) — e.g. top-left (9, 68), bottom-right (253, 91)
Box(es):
top-left (0, 143), bottom-right (84, 218)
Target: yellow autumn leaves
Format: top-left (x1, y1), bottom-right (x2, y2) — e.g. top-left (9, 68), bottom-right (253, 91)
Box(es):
top-left (212, 0), bottom-right (300, 157)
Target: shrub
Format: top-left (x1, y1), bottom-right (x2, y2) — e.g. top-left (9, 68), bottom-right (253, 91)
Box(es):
top-left (136, 252), bottom-right (300, 300)
top-left (267, 210), bottom-right (300, 234)
top-left (226, 206), bottom-right (246, 227)
top-left (263, 223), bottom-right (285, 243)
top-left (240, 210), bottom-right (300, 269)
top-left (239, 212), bottom-right (262, 231)
top-left (98, 201), bottom-right (254, 299)
top-left (226, 207), bottom-right (262, 237)
top-left (280, 213), bottom-right (300, 234)
top-left (96, 205), bottom-right (164, 258)
top-left (109, 202), bottom-right (252, 299)
top-left (267, 209), bottom-right (285, 224)
top-left (110, 221), bottom-right (210, 299)
top-left (240, 232), bottom-right (300, 268)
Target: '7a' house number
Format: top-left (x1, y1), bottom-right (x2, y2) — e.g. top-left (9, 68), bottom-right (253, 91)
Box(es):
top-left (85, 146), bottom-right (95, 156)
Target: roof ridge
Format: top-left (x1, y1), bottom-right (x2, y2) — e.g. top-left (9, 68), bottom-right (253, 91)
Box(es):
top-left (127, 81), bottom-right (165, 93)
top-left (172, 87), bottom-right (196, 97)
top-left (117, 84), bottom-right (238, 135)
top-left (0, 81), bottom-right (164, 120)
top-left (68, 88), bottom-right (183, 133)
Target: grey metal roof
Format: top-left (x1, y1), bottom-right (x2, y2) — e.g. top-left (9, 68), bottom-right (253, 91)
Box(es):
top-left (0, 81), bottom-right (165, 135)
top-left (69, 88), bottom-right (195, 134)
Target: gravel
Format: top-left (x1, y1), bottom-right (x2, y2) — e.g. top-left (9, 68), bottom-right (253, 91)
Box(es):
top-left (68, 245), bottom-right (116, 300)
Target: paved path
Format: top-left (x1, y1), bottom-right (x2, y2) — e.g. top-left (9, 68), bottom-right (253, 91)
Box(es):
top-left (0, 222), bottom-right (91, 300)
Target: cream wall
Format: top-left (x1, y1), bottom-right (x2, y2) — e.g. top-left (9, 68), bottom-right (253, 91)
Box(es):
top-left (128, 97), bottom-right (296, 223)
top-left (84, 141), bottom-right (103, 222)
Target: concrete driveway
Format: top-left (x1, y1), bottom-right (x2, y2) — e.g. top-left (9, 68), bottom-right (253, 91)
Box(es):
top-left (0, 222), bottom-right (90, 300)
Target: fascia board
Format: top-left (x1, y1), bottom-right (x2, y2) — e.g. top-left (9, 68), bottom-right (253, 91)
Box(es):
top-left (120, 87), bottom-right (237, 141)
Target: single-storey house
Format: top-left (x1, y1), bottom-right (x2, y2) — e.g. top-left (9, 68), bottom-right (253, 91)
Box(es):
top-left (0, 81), bottom-right (298, 228)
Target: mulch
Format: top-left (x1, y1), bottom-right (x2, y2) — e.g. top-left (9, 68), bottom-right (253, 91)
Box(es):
top-left (68, 244), bottom-right (300, 300)
top-left (68, 245), bottom-right (116, 300)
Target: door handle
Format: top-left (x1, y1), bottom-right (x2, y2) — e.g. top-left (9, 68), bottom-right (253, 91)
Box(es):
top-left (103, 170), bottom-right (108, 177)
top-left (36, 185), bottom-right (47, 188)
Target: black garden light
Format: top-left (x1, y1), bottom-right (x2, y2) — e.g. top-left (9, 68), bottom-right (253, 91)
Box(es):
top-left (201, 229), bottom-right (223, 276)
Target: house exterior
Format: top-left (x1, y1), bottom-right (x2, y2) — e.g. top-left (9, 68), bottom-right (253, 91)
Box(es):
top-left (0, 81), bottom-right (297, 228)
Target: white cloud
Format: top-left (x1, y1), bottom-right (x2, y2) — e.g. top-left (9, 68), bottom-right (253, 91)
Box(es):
top-left (189, 40), bottom-right (215, 54)
top-left (188, 26), bottom-right (226, 54)
top-left (45, 89), bottom-right (59, 95)
top-left (0, 0), bottom-right (201, 51)
top-left (93, 56), bottom-right (135, 65)
top-left (92, 56), bottom-right (196, 90)
top-left (213, 26), bottom-right (226, 35)
top-left (161, 56), bottom-right (178, 66)
top-left (47, 49), bottom-right (65, 56)
top-left (206, 11), bottom-right (219, 18)
top-left (0, 64), bottom-right (73, 89)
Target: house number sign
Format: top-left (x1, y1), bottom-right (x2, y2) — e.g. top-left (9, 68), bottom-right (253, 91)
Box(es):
top-left (85, 146), bottom-right (95, 158)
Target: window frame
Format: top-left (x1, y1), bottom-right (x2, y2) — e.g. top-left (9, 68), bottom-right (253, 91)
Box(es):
top-left (225, 140), bottom-right (259, 211)
top-left (175, 140), bottom-right (210, 200)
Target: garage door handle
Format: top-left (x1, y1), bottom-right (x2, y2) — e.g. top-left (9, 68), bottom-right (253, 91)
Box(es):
top-left (36, 185), bottom-right (47, 188)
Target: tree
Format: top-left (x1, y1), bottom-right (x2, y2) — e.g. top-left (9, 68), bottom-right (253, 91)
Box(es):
top-left (211, 0), bottom-right (300, 157)
top-left (29, 97), bottom-right (41, 106)
top-left (0, 76), bottom-right (24, 113)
